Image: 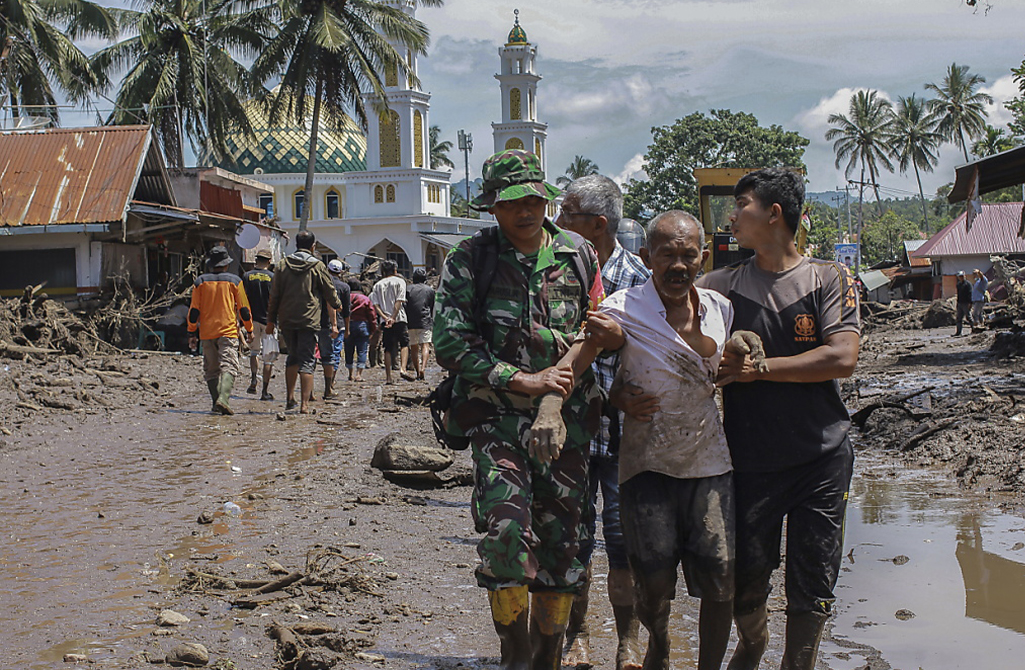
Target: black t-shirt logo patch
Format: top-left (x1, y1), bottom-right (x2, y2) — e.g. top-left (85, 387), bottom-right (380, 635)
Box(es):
top-left (794, 313), bottom-right (816, 340)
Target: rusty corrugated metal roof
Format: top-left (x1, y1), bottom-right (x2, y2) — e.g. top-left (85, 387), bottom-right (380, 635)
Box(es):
top-left (0, 125), bottom-right (172, 227)
top-left (904, 240), bottom-right (930, 267)
top-left (912, 202), bottom-right (1025, 258)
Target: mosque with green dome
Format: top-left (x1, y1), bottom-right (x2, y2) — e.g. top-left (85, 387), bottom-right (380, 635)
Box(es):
top-left (210, 4), bottom-right (550, 274)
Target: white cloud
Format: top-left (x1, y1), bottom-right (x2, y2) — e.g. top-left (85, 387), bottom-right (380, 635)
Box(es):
top-left (614, 153), bottom-right (647, 186)
top-left (980, 74), bottom-right (1020, 128)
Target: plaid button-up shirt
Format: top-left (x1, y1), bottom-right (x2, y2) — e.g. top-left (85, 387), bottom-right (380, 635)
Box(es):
top-left (592, 241), bottom-right (651, 457)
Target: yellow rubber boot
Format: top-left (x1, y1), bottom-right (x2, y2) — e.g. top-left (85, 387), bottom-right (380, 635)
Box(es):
top-left (489, 586), bottom-right (531, 670)
top-left (530, 591), bottom-right (573, 670)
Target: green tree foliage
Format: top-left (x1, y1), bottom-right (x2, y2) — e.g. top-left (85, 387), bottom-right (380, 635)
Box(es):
top-left (92, 0), bottom-right (271, 168)
top-left (1, 0), bottom-right (116, 124)
top-left (925, 62), bottom-right (993, 162)
top-left (825, 89), bottom-right (894, 221)
top-left (252, 0), bottom-right (441, 230)
top-left (971, 124), bottom-right (1014, 158)
top-left (805, 200), bottom-right (846, 261)
top-left (861, 210), bottom-right (923, 266)
top-left (555, 155), bottom-right (599, 187)
top-left (624, 109), bottom-right (809, 222)
top-left (888, 94), bottom-right (943, 233)
top-left (429, 124), bottom-right (454, 170)
top-left (1008, 59), bottom-right (1025, 140)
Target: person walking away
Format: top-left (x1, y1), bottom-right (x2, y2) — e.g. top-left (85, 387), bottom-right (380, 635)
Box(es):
top-left (371, 261), bottom-right (410, 384)
top-left (405, 267), bottom-right (436, 381)
top-left (242, 249), bottom-right (278, 400)
top-left (698, 168), bottom-right (860, 670)
top-left (187, 246), bottom-right (254, 415)
top-left (954, 271), bottom-right (973, 337)
top-left (556, 174), bottom-right (648, 670)
top-left (433, 149), bottom-right (604, 670)
top-left (971, 268), bottom-right (989, 332)
top-left (317, 259), bottom-right (351, 399)
top-left (265, 231), bottom-right (342, 414)
top-left (345, 279), bottom-right (376, 381)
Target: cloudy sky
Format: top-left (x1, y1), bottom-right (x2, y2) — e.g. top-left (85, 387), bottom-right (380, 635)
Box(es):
top-left (413, 0), bottom-right (1025, 200)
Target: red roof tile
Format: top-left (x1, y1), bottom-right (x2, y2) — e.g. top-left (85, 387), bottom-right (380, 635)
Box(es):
top-left (912, 202), bottom-right (1025, 258)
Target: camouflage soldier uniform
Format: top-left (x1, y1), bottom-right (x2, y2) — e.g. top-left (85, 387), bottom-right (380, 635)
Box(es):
top-left (435, 219), bottom-right (602, 590)
top-left (433, 149), bottom-right (604, 669)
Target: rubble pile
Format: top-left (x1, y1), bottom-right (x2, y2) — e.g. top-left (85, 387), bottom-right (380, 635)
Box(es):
top-left (0, 293), bottom-right (112, 358)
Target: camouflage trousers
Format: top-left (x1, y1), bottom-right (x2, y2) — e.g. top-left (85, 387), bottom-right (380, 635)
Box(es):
top-left (469, 411), bottom-right (592, 593)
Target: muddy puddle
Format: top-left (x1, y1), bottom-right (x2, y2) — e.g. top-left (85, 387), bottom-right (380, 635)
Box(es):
top-left (822, 451), bottom-right (1025, 669)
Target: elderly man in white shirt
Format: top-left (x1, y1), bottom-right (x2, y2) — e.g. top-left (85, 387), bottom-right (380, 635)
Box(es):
top-left (531, 210), bottom-right (736, 670)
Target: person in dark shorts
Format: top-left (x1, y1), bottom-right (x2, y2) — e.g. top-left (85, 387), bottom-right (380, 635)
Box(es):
top-left (698, 168), bottom-right (860, 670)
top-left (266, 231), bottom-right (342, 414)
top-left (371, 260), bottom-right (410, 384)
top-left (552, 212), bottom-right (737, 670)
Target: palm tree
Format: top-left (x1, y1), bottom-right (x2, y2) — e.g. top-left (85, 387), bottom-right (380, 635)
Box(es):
top-left (429, 124), bottom-right (453, 169)
top-left (826, 89), bottom-right (895, 232)
top-left (1, 0), bottom-right (116, 124)
top-left (888, 94), bottom-right (943, 232)
top-left (971, 124), bottom-right (1013, 158)
top-left (252, 0), bottom-right (442, 231)
top-left (925, 62), bottom-right (993, 162)
top-left (91, 0), bottom-right (271, 168)
top-left (555, 155), bottom-right (599, 187)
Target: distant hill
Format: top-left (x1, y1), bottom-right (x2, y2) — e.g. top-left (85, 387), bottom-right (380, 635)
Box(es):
top-left (807, 191), bottom-right (842, 207)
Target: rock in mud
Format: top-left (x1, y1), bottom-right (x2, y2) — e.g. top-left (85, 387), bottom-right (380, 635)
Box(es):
top-left (63, 653), bottom-right (88, 663)
top-left (894, 608), bottom-right (915, 621)
top-left (990, 331), bottom-right (1025, 359)
top-left (156, 609), bottom-right (190, 627)
top-left (196, 511), bottom-right (213, 525)
top-left (296, 648), bottom-right (343, 670)
top-left (165, 642), bottom-right (208, 666)
top-left (371, 434), bottom-right (453, 472)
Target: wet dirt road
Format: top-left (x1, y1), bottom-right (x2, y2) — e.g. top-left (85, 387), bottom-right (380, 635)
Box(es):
top-left (2, 325), bottom-right (1025, 668)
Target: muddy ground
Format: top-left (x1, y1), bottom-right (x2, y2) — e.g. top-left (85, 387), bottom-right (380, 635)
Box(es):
top-left (1, 317), bottom-right (1023, 669)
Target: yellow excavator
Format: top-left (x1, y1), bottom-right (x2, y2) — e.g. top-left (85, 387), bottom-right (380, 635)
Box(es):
top-left (695, 167), bottom-right (808, 273)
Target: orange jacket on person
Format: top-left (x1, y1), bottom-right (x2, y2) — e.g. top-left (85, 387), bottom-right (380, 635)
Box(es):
top-left (187, 271), bottom-right (254, 340)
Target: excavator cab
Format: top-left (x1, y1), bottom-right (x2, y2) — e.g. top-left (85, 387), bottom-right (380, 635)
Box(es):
top-left (695, 167), bottom-right (808, 273)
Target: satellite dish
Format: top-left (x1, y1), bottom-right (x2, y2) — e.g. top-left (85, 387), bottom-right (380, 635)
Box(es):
top-left (236, 223), bottom-right (261, 249)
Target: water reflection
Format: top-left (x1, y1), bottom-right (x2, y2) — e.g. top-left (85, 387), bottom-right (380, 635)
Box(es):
top-left (956, 513), bottom-right (1025, 636)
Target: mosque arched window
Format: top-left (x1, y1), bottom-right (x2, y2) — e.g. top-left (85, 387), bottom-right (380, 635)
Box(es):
top-left (374, 185), bottom-right (384, 204)
top-left (386, 184), bottom-right (396, 203)
top-left (510, 88), bottom-right (522, 120)
top-left (292, 189), bottom-right (305, 220)
top-left (325, 189), bottom-right (340, 219)
top-left (385, 62), bottom-right (398, 87)
top-left (505, 137), bottom-right (524, 151)
top-left (413, 111), bottom-right (424, 168)
top-left (534, 138), bottom-right (542, 160)
top-left (379, 110), bottom-right (401, 167)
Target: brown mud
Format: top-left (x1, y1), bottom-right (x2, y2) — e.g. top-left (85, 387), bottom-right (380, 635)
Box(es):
top-left (1, 315), bottom-right (1024, 669)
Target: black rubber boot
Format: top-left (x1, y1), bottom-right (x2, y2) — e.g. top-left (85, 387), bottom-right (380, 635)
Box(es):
top-left (780, 611), bottom-right (828, 670)
top-left (530, 591), bottom-right (573, 670)
top-left (489, 587), bottom-right (532, 670)
top-left (207, 378), bottom-right (219, 411)
top-left (727, 604), bottom-right (769, 670)
top-left (214, 373), bottom-right (234, 415)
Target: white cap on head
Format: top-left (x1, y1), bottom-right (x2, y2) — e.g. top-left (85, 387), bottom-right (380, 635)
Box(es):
top-left (327, 259), bottom-right (344, 274)
top-left (957, 271), bottom-right (965, 276)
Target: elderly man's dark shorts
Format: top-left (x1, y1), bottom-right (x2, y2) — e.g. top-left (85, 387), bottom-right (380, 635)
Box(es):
top-left (382, 322), bottom-right (409, 359)
top-left (280, 328), bottom-right (317, 374)
top-left (621, 470), bottom-right (735, 602)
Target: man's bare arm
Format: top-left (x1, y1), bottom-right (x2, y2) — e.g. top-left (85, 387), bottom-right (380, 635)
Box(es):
top-left (717, 331), bottom-right (859, 386)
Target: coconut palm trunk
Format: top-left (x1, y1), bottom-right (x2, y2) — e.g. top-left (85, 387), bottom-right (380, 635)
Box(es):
top-left (913, 162), bottom-right (929, 233)
top-left (300, 75), bottom-right (324, 232)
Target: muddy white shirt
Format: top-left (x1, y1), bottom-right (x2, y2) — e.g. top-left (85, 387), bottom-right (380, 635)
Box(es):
top-left (599, 279), bottom-right (734, 484)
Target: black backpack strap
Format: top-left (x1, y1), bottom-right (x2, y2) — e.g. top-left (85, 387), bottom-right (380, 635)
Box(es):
top-left (469, 226), bottom-right (500, 324)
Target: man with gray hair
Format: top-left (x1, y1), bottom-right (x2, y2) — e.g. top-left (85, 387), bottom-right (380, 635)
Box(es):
top-left (557, 174), bottom-right (649, 669)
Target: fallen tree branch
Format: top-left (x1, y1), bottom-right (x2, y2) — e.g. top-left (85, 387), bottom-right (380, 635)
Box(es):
top-left (902, 417), bottom-right (959, 450)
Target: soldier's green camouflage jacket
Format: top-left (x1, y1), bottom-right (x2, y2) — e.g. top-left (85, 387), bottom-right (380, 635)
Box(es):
top-left (432, 220), bottom-right (603, 443)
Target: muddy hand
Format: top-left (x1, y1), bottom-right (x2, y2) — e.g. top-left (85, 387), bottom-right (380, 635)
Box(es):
top-left (529, 394), bottom-right (567, 464)
top-left (727, 330), bottom-right (768, 372)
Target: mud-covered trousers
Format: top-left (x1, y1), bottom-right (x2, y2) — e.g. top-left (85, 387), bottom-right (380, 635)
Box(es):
top-left (469, 413), bottom-right (591, 594)
top-left (732, 437), bottom-right (854, 617)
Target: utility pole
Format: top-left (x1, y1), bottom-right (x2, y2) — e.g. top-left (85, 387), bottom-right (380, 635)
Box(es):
top-left (848, 178), bottom-right (880, 273)
top-left (832, 190), bottom-right (845, 245)
top-left (457, 130), bottom-right (473, 213)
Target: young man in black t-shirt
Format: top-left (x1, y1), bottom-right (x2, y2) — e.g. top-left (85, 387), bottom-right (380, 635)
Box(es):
top-left (698, 169), bottom-right (860, 670)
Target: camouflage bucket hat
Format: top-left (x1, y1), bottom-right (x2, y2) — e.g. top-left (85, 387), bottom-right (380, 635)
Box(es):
top-left (470, 149), bottom-right (561, 211)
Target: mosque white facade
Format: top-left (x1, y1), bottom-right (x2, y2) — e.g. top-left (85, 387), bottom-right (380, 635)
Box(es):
top-left (213, 3), bottom-right (549, 274)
